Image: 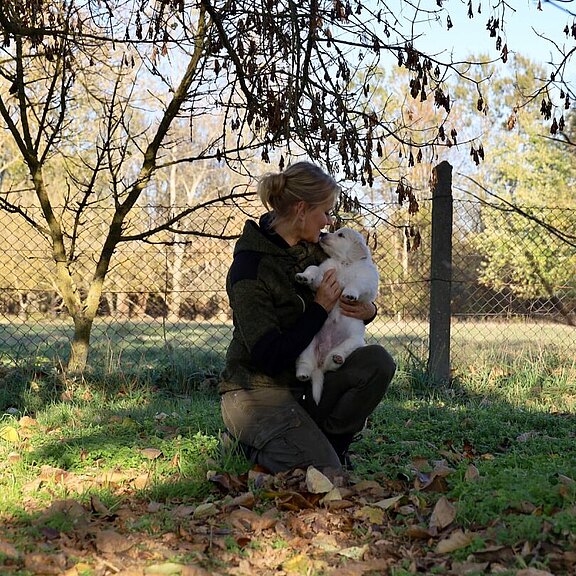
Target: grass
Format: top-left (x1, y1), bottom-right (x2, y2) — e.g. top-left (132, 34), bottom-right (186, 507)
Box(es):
top-left (2, 316), bottom-right (574, 373)
top-left (0, 339), bottom-right (574, 574)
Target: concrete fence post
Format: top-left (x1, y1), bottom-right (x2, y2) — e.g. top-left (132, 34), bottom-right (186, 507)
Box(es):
top-left (428, 161), bottom-right (453, 385)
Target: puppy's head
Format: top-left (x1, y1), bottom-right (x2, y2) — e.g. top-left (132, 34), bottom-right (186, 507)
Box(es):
top-left (319, 227), bottom-right (370, 263)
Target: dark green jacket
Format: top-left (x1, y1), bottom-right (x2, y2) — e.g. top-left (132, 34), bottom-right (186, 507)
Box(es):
top-left (219, 218), bottom-right (328, 393)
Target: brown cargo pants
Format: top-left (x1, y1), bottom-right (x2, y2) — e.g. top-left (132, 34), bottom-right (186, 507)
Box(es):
top-left (220, 345), bottom-right (396, 474)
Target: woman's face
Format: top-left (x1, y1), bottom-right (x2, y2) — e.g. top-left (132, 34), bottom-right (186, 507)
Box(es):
top-left (300, 197), bottom-right (335, 243)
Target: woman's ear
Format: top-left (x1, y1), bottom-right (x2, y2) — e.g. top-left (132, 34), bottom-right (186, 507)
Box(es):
top-left (295, 200), bottom-right (307, 220)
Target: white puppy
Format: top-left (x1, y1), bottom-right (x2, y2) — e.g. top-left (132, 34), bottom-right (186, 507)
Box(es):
top-left (295, 227), bottom-right (379, 404)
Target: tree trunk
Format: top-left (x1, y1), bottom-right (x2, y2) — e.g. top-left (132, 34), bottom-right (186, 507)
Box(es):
top-left (3, 11), bottom-right (210, 375)
top-left (68, 314), bottom-right (94, 373)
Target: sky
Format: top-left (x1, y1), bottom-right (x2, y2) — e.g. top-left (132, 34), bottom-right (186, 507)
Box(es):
top-left (405, 0), bottom-right (575, 72)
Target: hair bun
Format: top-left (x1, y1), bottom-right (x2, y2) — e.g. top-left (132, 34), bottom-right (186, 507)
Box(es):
top-left (258, 171), bottom-right (285, 210)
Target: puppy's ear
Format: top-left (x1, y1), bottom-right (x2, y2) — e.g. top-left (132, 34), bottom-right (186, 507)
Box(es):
top-left (350, 232), bottom-right (371, 260)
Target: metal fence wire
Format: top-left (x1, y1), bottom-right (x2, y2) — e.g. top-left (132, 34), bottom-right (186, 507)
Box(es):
top-left (0, 197), bottom-right (574, 373)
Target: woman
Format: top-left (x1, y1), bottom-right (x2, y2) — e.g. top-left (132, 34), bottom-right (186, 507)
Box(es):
top-left (219, 161), bottom-right (396, 476)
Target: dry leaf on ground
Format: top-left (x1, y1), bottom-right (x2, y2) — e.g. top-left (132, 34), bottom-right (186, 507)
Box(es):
top-left (436, 529), bottom-right (475, 553)
top-left (429, 496), bottom-right (456, 532)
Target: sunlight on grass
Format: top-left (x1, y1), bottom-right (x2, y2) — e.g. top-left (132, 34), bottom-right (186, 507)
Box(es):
top-left (0, 323), bottom-right (574, 573)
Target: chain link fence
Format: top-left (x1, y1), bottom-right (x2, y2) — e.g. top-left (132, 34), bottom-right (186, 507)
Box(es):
top-left (0, 197), bottom-right (574, 375)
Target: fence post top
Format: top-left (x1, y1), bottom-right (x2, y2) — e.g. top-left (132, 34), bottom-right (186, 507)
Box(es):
top-left (434, 161), bottom-right (453, 174)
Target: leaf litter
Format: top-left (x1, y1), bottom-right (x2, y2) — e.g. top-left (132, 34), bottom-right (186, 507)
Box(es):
top-left (0, 458), bottom-right (574, 576)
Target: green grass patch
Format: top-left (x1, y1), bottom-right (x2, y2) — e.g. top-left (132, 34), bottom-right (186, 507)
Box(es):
top-left (0, 343), bottom-right (574, 573)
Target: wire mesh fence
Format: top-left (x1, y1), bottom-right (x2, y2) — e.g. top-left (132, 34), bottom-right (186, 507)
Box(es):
top-left (0, 197), bottom-right (574, 374)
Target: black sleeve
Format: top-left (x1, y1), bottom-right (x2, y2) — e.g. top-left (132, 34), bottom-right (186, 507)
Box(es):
top-left (364, 302), bottom-right (378, 325)
top-left (228, 250), bottom-right (328, 377)
top-left (250, 302), bottom-right (327, 375)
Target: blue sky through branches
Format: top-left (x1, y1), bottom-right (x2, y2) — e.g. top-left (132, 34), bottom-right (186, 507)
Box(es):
top-left (401, 0), bottom-right (575, 71)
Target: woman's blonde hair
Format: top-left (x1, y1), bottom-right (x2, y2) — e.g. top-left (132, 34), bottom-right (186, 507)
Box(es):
top-left (257, 161), bottom-right (340, 219)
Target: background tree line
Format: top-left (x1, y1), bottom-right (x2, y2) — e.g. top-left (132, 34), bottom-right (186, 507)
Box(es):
top-left (0, 0), bottom-right (574, 372)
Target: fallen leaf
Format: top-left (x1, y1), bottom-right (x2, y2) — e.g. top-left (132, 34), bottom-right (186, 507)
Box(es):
top-left (429, 496), bottom-right (456, 532)
top-left (224, 491), bottom-right (255, 510)
top-left (337, 544), bottom-right (369, 560)
top-left (373, 494), bottom-right (403, 510)
top-left (235, 536), bottom-right (251, 548)
top-left (94, 529), bottom-right (133, 554)
top-left (415, 462), bottom-right (454, 492)
top-left (193, 503), bottom-right (219, 519)
top-left (326, 558), bottom-right (394, 576)
top-left (90, 494), bottom-right (114, 517)
top-left (516, 570), bottom-right (555, 576)
top-left (24, 552), bottom-right (67, 574)
top-left (352, 479), bottom-right (385, 495)
top-left (0, 540), bottom-right (19, 559)
top-left (208, 471), bottom-right (247, 493)
top-left (450, 561), bottom-right (490, 575)
top-left (268, 490), bottom-right (315, 511)
top-left (306, 466), bottom-right (334, 494)
top-left (180, 566), bottom-right (213, 576)
top-left (36, 499), bottom-right (89, 530)
top-left (247, 467), bottom-right (272, 489)
top-left (431, 461), bottom-right (455, 477)
top-left (320, 487), bottom-right (343, 505)
top-left (37, 465), bottom-right (66, 483)
top-left (141, 448), bottom-right (163, 460)
top-left (557, 473), bottom-right (575, 486)
top-left (436, 529), bottom-right (475, 553)
top-left (311, 533), bottom-right (340, 552)
top-left (464, 463), bottom-right (480, 481)
top-left (411, 456), bottom-right (430, 471)
top-left (97, 470), bottom-right (134, 485)
top-left (147, 501), bottom-right (163, 513)
top-left (64, 563), bottom-right (94, 576)
top-left (325, 499), bottom-right (355, 510)
top-left (405, 525), bottom-right (433, 539)
top-left (133, 472), bottom-right (152, 490)
top-left (397, 505), bottom-right (415, 515)
top-left (229, 507), bottom-right (263, 531)
top-left (354, 506), bottom-right (384, 524)
top-left (0, 425), bottom-right (19, 442)
top-left (229, 506), bottom-right (276, 532)
top-left (19, 416), bottom-right (38, 428)
top-left (171, 505), bottom-right (195, 518)
top-left (144, 563), bottom-right (184, 575)
top-left (471, 545), bottom-right (516, 563)
top-left (283, 553), bottom-right (310, 572)
top-left (7, 452), bottom-right (21, 463)
top-left (253, 507), bottom-right (278, 531)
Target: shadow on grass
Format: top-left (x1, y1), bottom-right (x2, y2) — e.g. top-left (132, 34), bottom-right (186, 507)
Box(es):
top-left (1, 350), bottom-right (575, 574)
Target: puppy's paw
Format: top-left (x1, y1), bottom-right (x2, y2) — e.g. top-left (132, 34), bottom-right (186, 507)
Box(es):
top-left (342, 293), bottom-right (358, 302)
top-left (324, 355), bottom-right (344, 372)
top-left (295, 273), bottom-right (312, 285)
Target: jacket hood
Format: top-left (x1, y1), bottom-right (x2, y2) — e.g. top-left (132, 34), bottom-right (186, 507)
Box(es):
top-left (234, 214), bottom-right (326, 266)
top-left (233, 215), bottom-right (288, 258)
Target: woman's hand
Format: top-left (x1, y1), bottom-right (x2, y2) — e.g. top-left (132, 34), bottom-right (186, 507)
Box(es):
top-left (314, 268), bottom-right (342, 312)
top-left (339, 297), bottom-right (377, 321)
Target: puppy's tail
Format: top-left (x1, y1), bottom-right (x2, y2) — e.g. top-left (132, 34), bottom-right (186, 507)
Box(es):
top-left (311, 369), bottom-right (325, 405)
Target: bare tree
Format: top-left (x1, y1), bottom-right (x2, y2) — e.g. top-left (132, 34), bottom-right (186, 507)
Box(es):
top-left (0, 0), bottom-right (573, 372)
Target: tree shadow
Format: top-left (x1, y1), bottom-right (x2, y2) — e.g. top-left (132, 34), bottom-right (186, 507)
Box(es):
top-left (1, 352), bottom-right (575, 573)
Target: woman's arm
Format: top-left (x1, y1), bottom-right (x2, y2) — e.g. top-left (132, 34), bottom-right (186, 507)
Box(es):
top-left (229, 254), bottom-right (341, 376)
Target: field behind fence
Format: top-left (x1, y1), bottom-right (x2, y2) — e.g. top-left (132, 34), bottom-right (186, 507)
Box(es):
top-left (0, 194), bottom-right (574, 376)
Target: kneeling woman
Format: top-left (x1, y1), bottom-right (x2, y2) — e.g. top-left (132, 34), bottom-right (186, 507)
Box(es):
top-left (219, 161), bottom-right (396, 475)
